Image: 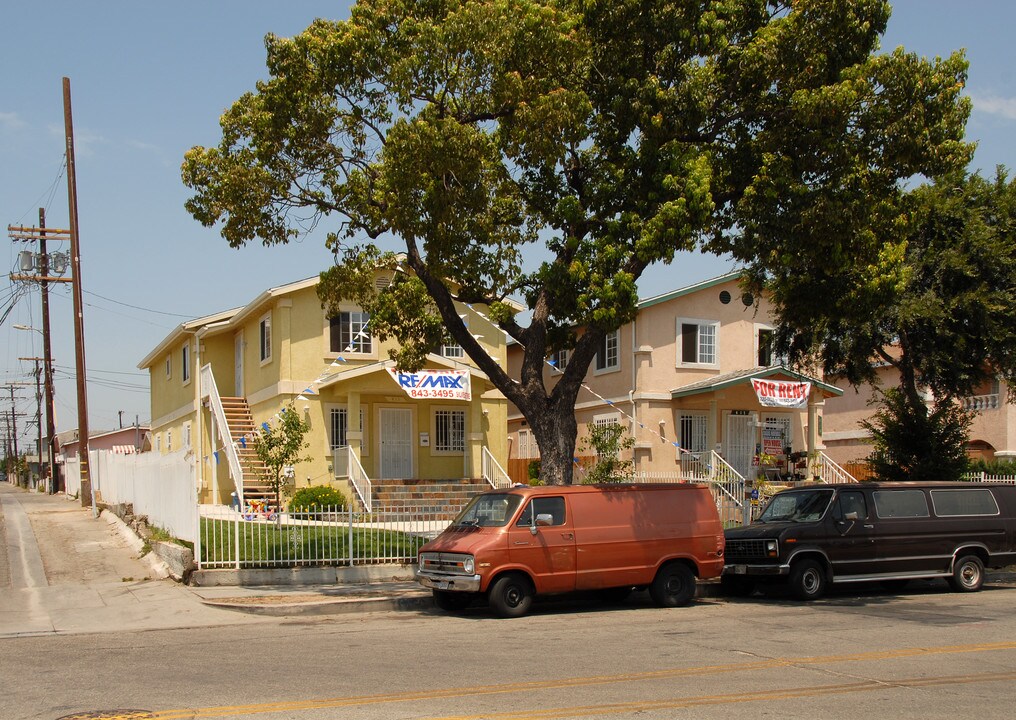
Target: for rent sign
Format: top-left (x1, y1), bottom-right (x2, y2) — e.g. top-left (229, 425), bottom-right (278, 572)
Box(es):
top-left (751, 379), bottom-right (811, 409)
top-left (387, 369), bottom-right (472, 401)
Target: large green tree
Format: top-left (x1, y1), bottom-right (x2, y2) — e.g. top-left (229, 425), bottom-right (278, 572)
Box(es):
top-left (183, 0), bottom-right (970, 484)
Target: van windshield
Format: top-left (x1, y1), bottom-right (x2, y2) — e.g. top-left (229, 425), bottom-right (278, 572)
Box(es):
top-left (451, 493), bottom-right (525, 527)
top-left (758, 489), bottom-right (835, 523)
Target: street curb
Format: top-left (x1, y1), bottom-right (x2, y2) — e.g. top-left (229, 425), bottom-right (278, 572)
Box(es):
top-left (200, 592), bottom-right (434, 616)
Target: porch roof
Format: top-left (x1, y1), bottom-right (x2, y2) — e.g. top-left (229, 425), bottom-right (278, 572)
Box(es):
top-left (311, 353), bottom-right (493, 393)
top-left (670, 365), bottom-right (842, 400)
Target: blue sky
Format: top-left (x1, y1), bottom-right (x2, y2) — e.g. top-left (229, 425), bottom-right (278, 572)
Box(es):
top-left (2, 1), bottom-right (1015, 440)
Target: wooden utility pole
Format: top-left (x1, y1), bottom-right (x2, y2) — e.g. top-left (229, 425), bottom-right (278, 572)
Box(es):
top-left (64, 77), bottom-right (91, 507)
top-left (38, 208), bottom-right (58, 493)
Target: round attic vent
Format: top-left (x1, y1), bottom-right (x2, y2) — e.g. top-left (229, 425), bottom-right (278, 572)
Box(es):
top-left (719, 290), bottom-right (731, 304)
top-left (741, 292), bottom-right (754, 306)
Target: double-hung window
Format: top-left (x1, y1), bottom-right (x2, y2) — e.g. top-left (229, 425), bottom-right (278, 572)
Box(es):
top-left (678, 320), bottom-right (718, 366)
top-left (330, 311), bottom-right (372, 354)
top-left (595, 330), bottom-right (619, 372)
top-left (181, 343), bottom-right (191, 384)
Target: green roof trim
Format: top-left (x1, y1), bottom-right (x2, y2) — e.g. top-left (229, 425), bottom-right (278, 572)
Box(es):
top-left (670, 365), bottom-right (843, 399)
top-left (638, 271), bottom-right (744, 310)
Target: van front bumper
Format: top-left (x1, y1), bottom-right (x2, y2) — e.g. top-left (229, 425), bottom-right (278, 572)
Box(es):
top-left (417, 571), bottom-right (482, 593)
top-left (723, 563), bottom-right (788, 577)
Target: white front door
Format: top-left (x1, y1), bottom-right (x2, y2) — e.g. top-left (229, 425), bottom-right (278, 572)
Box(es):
top-left (234, 332), bottom-right (244, 397)
top-left (379, 407), bottom-right (413, 479)
top-left (724, 413), bottom-right (756, 482)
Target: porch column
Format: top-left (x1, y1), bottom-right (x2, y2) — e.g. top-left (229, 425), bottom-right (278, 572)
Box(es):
top-left (807, 396), bottom-right (822, 479)
top-left (468, 398), bottom-right (484, 479)
top-left (708, 399), bottom-right (718, 455)
top-left (347, 391), bottom-right (362, 464)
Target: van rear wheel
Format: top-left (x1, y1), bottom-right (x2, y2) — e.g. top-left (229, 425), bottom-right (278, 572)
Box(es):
top-left (789, 559), bottom-right (826, 601)
top-left (488, 573), bottom-right (533, 618)
top-left (650, 564), bottom-right (696, 607)
top-left (948, 555), bottom-right (985, 593)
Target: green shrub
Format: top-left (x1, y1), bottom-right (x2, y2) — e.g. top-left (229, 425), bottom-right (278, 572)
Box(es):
top-left (967, 458), bottom-right (1016, 477)
top-left (288, 485), bottom-right (348, 516)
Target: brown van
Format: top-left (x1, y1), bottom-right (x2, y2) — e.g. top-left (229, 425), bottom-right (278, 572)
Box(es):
top-left (723, 481), bottom-right (1016, 600)
top-left (417, 483), bottom-right (725, 617)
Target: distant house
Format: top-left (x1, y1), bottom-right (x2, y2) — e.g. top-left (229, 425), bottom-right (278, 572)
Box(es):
top-left (822, 363), bottom-right (1016, 468)
top-left (138, 272), bottom-right (511, 509)
top-left (507, 273), bottom-right (846, 484)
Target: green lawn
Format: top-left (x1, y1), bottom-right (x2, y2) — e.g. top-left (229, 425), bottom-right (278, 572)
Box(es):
top-left (199, 517), bottom-right (429, 566)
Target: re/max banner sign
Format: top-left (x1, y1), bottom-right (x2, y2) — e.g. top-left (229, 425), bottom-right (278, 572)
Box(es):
top-left (751, 379), bottom-right (811, 409)
top-left (386, 369), bottom-right (471, 401)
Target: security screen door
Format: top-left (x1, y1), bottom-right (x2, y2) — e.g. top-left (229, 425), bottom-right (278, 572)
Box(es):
top-left (380, 407), bottom-right (413, 479)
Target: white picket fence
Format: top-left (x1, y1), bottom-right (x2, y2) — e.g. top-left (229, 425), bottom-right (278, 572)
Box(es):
top-left (63, 449), bottom-right (198, 542)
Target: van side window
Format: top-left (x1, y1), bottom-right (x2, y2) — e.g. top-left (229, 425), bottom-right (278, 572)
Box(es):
top-left (931, 489), bottom-right (1000, 517)
top-left (873, 490), bottom-right (930, 519)
top-left (838, 491), bottom-right (868, 520)
top-left (517, 497), bottom-right (566, 526)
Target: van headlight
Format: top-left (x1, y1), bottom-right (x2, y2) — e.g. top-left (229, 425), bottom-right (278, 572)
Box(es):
top-left (766, 540), bottom-right (778, 557)
top-left (463, 556), bottom-right (475, 575)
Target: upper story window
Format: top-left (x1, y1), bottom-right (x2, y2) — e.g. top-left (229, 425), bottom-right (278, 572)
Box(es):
top-left (165, 356), bottom-right (172, 380)
top-left (330, 311), bottom-right (372, 354)
top-left (756, 326), bottom-right (788, 367)
top-left (441, 318), bottom-right (466, 358)
top-left (678, 319), bottom-right (718, 366)
top-left (259, 312), bottom-right (272, 364)
top-left (595, 330), bottom-right (620, 373)
top-left (551, 348), bottom-right (569, 373)
top-left (181, 343), bottom-right (191, 384)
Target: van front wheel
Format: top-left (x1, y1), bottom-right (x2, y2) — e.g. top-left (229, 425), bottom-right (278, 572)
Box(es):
top-left (489, 573), bottom-right (533, 618)
top-left (948, 555), bottom-right (985, 592)
top-left (650, 564), bottom-right (696, 607)
top-left (789, 559), bottom-right (826, 601)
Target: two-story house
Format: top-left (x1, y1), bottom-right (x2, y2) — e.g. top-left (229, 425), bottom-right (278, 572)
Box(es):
top-left (139, 272), bottom-right (511, 510)
top-left (507, 273), bottom-right (845, 486)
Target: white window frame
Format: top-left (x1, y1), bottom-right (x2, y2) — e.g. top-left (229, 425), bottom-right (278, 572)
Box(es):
top-left (259, 312), bottom-right (272, 365)
top-left (677, 318), bottom-right (719, 368)
top-left (166, 429), bottom-right (173, 453)
top-left (594, 330), bottom-right (620, 374)
top-left (183, 421), bottom-right (192, 450)
top-left (165, 355), bottom-right (171, 380)
top-left (442, 317), bottom-right (466, 358)
top-left (551, 348), bottom-right (569, 373)
top-left (677, 412), bottom-right (709, 459)
top-left (517, 428), bottom-right (540, 459)
top-left (432, 407), bottom-right (466, 454)
top-left (329, 310), bottom-right (373, 356)
top-left (755, 324), bottom-right (787, 367)
top-left (327, 404), bottom-right (368, 455)
top-left (762, 413), bottom-right (793, 455)
top-left (590, 412), bottom-right (623, 458)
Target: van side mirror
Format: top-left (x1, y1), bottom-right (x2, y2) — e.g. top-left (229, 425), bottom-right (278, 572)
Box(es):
top-left (844, 511), bottom-right (859, 522)
top-left (529, 513), bottom-right (553, 535)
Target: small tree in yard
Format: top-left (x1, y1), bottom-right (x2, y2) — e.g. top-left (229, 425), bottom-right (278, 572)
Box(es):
top-left (183, 0), bottom-right (970, 484)
top-left (862, 387), bottom-right (972, 483)
top-left (249, 405), bottom-right (311, 510)
top-left (580, 422), bottom-right (635, 484)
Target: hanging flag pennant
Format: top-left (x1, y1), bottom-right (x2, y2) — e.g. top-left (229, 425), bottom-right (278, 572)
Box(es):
top-left (213, 451), bottom-right (220, 464)
top-left (262, 422), bottom-right (271, 431)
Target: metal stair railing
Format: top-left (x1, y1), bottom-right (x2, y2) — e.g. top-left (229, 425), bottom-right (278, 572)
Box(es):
top-left (817, 452), bottom-right (858, 484)
top-left (334, 445), bottom-right (373, 513)
top-left (201, 364), bottom-right (247, 505)
top-left (481, 446), bottom-right (512, 489)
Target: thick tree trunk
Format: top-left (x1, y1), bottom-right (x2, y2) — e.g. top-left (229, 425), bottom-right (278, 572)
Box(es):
top-left (528, 408), bottom-right (579, 485)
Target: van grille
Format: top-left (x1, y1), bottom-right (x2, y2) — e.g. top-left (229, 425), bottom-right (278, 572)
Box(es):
top-left (725, 539), bottom-right (771, 561)
top-left (419, 552), bottom-right (472, 576)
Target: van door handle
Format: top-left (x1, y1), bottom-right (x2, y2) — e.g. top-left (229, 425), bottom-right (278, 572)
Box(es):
top-left (562, 533), bottom-right (574, 540)
top-left (863, 524), bottom-right (874, 529)
top-left (514, 541), bottom-right (530, 546)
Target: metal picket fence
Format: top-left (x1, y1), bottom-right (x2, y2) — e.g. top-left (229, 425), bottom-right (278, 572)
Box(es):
top-left (196, 504), bottom-right (456, 570)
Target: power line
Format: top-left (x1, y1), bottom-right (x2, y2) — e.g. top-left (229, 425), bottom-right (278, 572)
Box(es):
top-left (82, 289), bottom-right (194, 318)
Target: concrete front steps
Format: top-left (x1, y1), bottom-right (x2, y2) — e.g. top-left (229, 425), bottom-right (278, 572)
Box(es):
top-left (369, 478), bottom-right (492, 519)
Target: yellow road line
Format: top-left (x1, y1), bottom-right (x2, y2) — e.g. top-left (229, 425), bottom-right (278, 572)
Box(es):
top-left (141, 641), bottom-right (1016, 719)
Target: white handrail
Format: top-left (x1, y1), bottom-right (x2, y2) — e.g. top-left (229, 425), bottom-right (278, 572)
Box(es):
top-left (708, 451), bottom-right (746, 505)
top-left (481, 447), bottom-right (512, 489)
top-left (334, 446), bottom-right (373, 513)
top-left (816, 452), bottom-right (858, 484)
top-left (200, 364), bottom-right (246, 505)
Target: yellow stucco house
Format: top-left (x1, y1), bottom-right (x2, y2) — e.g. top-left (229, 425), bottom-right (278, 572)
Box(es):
top-left (139, 272), bottom-right (511, 509)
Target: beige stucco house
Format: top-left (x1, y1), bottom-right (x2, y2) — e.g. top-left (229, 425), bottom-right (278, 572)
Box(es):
top-left (507, 273), bottom-right (846, 486)
top-left (139, 273), bottom-right (510, 508)
top-left (822, 364), bottom-right (1016, 468)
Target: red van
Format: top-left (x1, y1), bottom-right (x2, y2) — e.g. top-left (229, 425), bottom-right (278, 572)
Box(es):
top-left (417, 484), bottom-right (725, 617)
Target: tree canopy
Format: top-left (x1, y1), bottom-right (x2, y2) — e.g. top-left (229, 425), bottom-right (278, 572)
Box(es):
top-left (183, 0), bottom-right (971, 484)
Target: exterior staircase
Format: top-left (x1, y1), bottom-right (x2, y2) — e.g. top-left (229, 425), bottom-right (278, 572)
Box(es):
top-left (370, 478), bottom-right (491, 520)
top-left (219, 396), bottom-right (275, 506)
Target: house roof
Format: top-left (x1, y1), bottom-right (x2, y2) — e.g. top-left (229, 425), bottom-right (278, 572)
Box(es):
top-left (637, 271), bottom-right (744, 309)
top-left (137, 306), bottom-right (242, 369)
top-left (312, 353), bottom-right (492, 392)
top-left (670, 365), bottom-right (843, 400)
